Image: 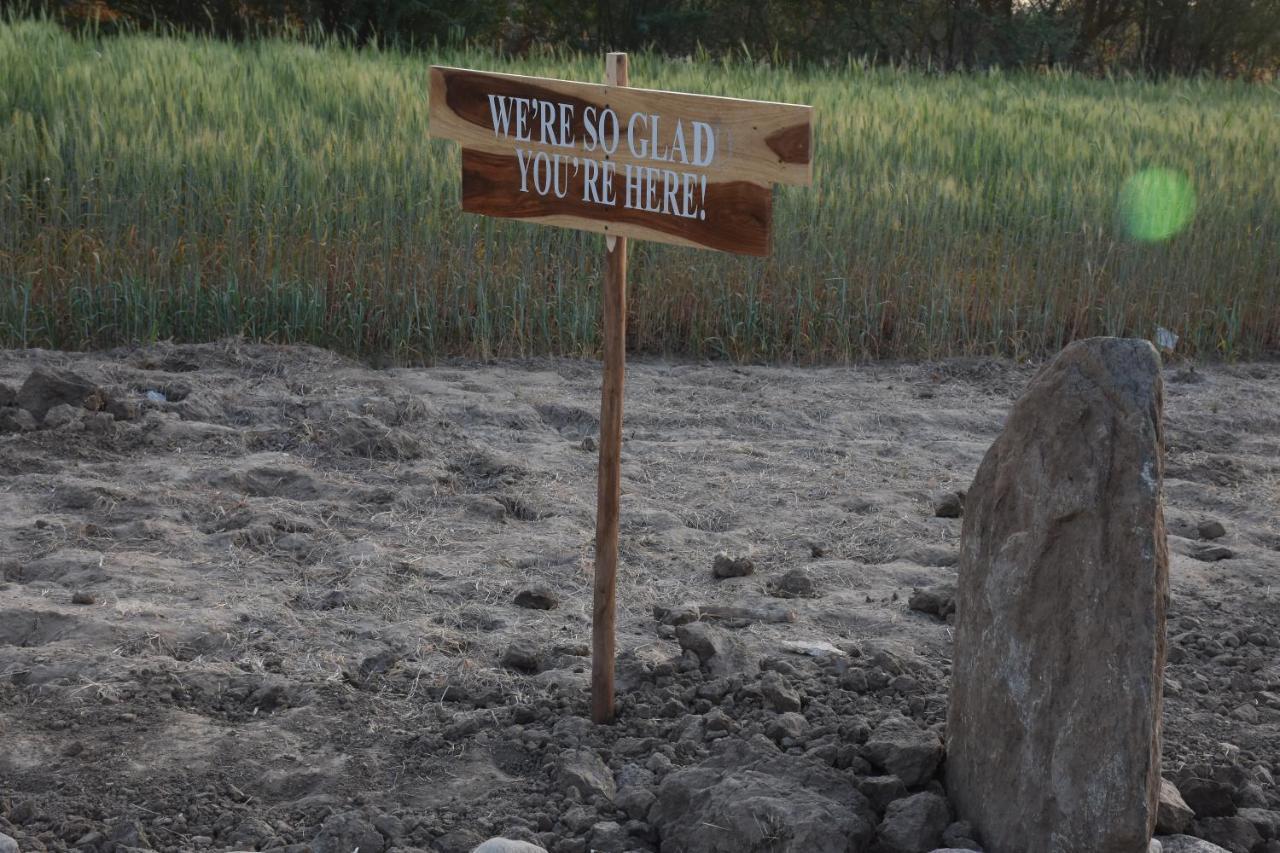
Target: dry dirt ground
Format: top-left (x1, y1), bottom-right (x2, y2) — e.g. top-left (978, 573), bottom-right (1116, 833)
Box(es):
top-left (0, 341), bottom-right (1277, 853)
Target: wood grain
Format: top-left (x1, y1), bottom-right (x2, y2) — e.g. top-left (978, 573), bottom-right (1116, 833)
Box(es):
top-left (460, 148), bottom-right (772, 255)
top-left (430, 65), bottom-right (813, 187)
top-left (592, 51), bottom-right (628, 727)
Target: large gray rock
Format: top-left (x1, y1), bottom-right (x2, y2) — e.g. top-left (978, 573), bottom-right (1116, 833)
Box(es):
top-left (946, 338), bottom-right (1169, 853)
top-left (651, 739), bottom-right (875, 852)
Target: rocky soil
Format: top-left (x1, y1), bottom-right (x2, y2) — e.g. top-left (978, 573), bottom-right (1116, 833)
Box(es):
top-left (0, 341), bottom-right (1277, 853)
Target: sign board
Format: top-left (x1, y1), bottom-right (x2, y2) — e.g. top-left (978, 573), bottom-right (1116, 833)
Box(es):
top-left (428, 65), bottom-right (813, 255)
top-left (429, 55), bottom-right (814, 723)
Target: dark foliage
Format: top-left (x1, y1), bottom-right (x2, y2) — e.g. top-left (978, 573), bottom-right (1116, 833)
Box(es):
top-left (10, 0), bottom-right (1280, 77)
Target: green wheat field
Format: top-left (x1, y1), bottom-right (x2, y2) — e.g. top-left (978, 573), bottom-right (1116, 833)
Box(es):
top-left (2, 17), bottom-right (1278, 362)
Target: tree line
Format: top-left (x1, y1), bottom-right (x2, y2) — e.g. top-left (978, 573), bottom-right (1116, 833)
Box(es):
top-left (12, 0), bottom-right (1280, 78)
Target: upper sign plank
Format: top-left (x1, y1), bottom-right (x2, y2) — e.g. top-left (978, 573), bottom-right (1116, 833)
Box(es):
top-left (428, 66), bottom-right (813, 255)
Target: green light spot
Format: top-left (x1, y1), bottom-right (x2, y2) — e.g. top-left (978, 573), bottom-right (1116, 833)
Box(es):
top-left (1118, 169), bottom-right (1196, 242)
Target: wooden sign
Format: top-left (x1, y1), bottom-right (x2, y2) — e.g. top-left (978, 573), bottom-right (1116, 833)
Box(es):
top-left (430, 55), bottom-right (814, 724)
top-left (428, 65), bottom-right (813, 256)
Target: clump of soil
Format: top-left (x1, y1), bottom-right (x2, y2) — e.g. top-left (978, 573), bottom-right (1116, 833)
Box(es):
top-left (0, 342), bottom-right (1276, 853)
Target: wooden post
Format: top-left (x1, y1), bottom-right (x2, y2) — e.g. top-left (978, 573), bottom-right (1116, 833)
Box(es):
top-left (592, 51), bottom-right (628, 725)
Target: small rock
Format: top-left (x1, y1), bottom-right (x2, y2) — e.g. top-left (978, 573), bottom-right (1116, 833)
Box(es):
top-left (1154, 839), bottom-right (1232, 853)
top-left (17, 367), bottom-right (101, 422)
top-left (562, 805), bottom-right (596, 834)
top-left (933, 491), bottom-right (965, 518)
top-left (1192, 816), bottom-right (1263, 853)
top-left (1238, 808), bottom-right (1280, 840)
top-left (616, 787), bottom-right (656, 821)
top-left (864, 715), bottom-right (943, 787)
top-left (1180, 777), bottom-right (1237, 818)
top-left (712, 551), bottom-right (754, 578)
top-left (1197, 520), bottom-right (1227, 540)
top-left (43, 403), bottom-right (82, 428)
top-left (675, 622), bottom-right (755, 677)
top-left (765, 712), bottom-right (809, 743)
top-left (0, 408), bottom-right (37, 433)
top-left (1191, 545), bottom-right (1234, 562)
top-left (513, 586), bottom-right (559, 610)
top-left (581, 436), bottom-right (597, 452)
top-left (759, 671), bottom-right (802, 712)
top-left (876, 791), bottom-right (951, 853)
top-left (1157, 778), bottom-right (1195, 834)
top-left (0, 833), bottom-right (18, 853)
top-left (587, 821), bottom-right (629, 852)
top-left (501, 640), bottom-right (542, 673)
top-left (858, 775), bottom-right (908, 812)
top-left (472, 839), bottom-right (548, 853)
top-left (766, 567), bottom-right (819, 599)
top-left (310, 810), bottom-right (384, 853)
top-left (941, 820), bottom-right (982, 850)
top-left (907, 585), bottom-right (956, 619)
top-left (71, 591), bottom-right (95, 606)
top-left (558, 749), bottom-right (616, 802)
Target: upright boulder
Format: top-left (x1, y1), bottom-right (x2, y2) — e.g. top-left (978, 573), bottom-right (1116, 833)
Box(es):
top-left (946, 338), bottom-right (1169, 853)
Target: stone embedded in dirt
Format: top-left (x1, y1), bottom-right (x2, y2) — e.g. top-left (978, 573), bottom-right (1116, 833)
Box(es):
top-left (70, 591), bottom-right (95, 605)
top-left (1180, 777), bottom-right (1238, 817)
top-left (946, 338), bottom-right (1169, 853)
top-left (1193, 817), bottom-right (1263, 853)
top-left (766, 567), bottom-right (819, 599)
top-left (227, 817), bottom-right (279, 849)
top-left (858, 775), bottom-right (908, 812)
top-left (1191, 544), bottom-right (1234, 562)
top-left (0, 407), bottom-right (37, 433)
top-left (712, 551), bottom-right (754, 578)
top-left (675, 622), bottom-right (756, 678)
top-left (500, 639), bottom-right (542, 673)
top-left (932, 490), bottom-right (965, 518)
top-left (765, 711), bottom-right (809, 744)
top-left (0, 833), bottom-right (17, 853)
top-left (1238, 808), bottom-right (1280, 840)
top-left (43, 403), bottom-right (82, 429)
top-left (1158, 778), bottom-right (1196, 834)
top-left (906, 584), bottom-right (955, 620)
top-left (650, 740), bottom-right (875, 853)
top-left (587, 820), bottom-right (629, 851)
top-left (310, 810), bottom-right (385, 853)
top-left (558, 749), bottom-right (616, 802)
top-left (875, 791), bottom-right (952, 853)
top-left (863, 715), bottom-right (943, 788)
top-left (759, 670), bottom-right (802, 712)
top-left (513, 586), bottom-right (559, 610)
top-left (941, 820), bottom-right (982, 850)
top-left (1197, 519), bottom-right (1227, 540)
top-left (472, 839), bottom-right (549, 853)
top-left (17, 368), bottom-right (102, 422)
top-left (616, 787), bottom-right (657, 821)
top-left (1157, 838), bottom-right (1233, 853)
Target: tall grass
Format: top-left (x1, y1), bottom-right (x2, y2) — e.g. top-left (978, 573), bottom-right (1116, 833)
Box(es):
top-left (2, 17), bottom-right (1277, 362)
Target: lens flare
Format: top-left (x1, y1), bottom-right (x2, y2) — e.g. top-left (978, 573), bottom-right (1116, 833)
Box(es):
top-left (1118, 169), bottom-right (1196, 242)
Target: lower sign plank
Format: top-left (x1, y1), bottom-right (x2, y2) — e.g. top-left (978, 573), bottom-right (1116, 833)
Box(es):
top-left (461, 149), bottom-right (773, 255)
